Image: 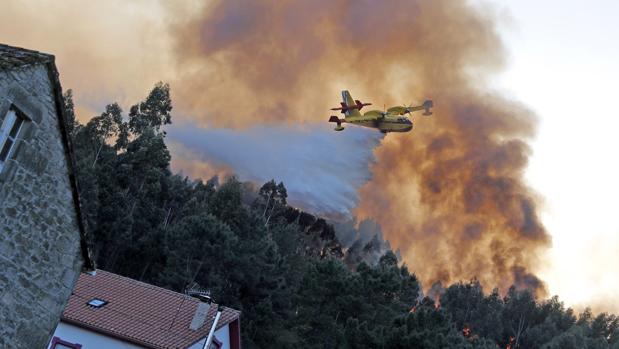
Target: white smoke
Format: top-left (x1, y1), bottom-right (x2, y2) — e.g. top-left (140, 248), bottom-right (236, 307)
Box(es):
top-left (168, 122), bottom-right (383, 217)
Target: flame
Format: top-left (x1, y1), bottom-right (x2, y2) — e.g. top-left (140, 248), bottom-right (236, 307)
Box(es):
top-left (166, 0), bottom-right (551, 296)
top-left (462, 325), bottom-right (471, 337)
top-left (506, 336), bottom-right (516, 349)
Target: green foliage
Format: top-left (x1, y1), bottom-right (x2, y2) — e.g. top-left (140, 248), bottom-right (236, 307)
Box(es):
top-left (128, 81), bottom-right (172, 136)
top-left (159, 214), bottom-right (238, 292)
top-left (67, 83), bottom-right (618, 349)
top-left (384, 304), bottom-right (470, 349)
top-left (62, 89), bottom-right (78, 136)
top-left (254, 179), bottom-right (288, 227)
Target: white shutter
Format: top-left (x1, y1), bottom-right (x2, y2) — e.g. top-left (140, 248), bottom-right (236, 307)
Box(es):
top-left (0, 110), bottom-right (20, 170)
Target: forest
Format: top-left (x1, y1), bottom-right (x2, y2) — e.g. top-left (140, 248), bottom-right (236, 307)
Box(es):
top-left (65, 83), bottom-right (619, 348)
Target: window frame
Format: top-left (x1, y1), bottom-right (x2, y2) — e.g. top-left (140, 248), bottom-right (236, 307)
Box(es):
top-left (0, 106), bottom-right (26, 171)
top-left (211, 337), bottom-right (223, 349)
top-left (86, 298), bottom-right (108, 308)
top-left (0, 85), bottom-right (43, 182)
top-left (49, 336), bottom-right (82, 349)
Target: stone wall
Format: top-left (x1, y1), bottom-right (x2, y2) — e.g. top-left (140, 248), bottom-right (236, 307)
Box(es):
top-left (0, 64), bottom-right (83, 349)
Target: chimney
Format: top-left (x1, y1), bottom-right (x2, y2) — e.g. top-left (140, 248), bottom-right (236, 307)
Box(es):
top-left (187, 288), bottom-right (212, 331)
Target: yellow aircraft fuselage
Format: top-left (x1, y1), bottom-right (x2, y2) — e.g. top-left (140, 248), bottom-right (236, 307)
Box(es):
top-left (346, 110), bottom-right (413, 133)
top-left (329, 91), bottom-right (432, 133)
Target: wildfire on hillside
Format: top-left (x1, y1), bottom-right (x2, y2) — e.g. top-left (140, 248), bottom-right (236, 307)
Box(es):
top-left (168, 0), bottom-right (550, 297)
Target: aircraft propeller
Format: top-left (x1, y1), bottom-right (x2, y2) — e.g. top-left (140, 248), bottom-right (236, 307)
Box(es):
top-left (402, 100), bottom-right (433, 116)
top-left (379, 104), bottom-right (388, 118)
top-left (403, 103), bottom-right (414, 115)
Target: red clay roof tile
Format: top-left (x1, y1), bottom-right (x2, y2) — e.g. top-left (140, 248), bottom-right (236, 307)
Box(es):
top-left (62, 270), bottom-right (240, 349)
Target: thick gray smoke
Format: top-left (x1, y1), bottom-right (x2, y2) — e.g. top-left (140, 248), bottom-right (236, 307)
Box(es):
top-left (1, 0), bottom-right (552, 297)
top-left (166, 0), bottom-right (551, 296)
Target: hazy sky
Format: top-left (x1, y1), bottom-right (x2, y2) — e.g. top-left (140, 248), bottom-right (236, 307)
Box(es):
top-left (488, 0), bottom-right (619, 310)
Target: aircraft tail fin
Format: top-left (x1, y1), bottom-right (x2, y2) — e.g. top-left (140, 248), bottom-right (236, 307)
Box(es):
top-left (422, 100), bottom-right (433, 116)
top-left (341, 90), bottom-right (361, 117)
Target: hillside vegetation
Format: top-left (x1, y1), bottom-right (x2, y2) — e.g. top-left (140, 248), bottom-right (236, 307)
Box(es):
top-left (66, 84), bottom-right (619, 348)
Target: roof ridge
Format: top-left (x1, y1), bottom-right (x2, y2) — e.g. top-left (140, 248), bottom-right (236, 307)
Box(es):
top-left (0, 43), bottom-right (54, 58)
top-left (93, 270), bottom-right (240, 314)
top-left (94, 269), bottom-right (198, 301)
top-left (0, 43), bottom-right (55, 71)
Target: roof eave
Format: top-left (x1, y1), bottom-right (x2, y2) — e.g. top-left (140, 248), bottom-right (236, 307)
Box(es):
top-left (61, 317), bottom-right (163, 349)
top-left (43, 56), bottom-right (95, 271)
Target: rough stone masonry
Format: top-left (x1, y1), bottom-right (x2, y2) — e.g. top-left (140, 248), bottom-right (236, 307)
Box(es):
top-left (0, 44), bottom-right (91, 349)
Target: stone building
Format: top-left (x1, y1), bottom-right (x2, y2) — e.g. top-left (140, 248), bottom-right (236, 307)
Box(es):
top-left (0, 44), bottom-right (94, 349)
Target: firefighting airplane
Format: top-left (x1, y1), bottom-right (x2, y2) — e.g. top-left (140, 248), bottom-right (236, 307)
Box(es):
top-left (328, 90), bottom-right (433, 133)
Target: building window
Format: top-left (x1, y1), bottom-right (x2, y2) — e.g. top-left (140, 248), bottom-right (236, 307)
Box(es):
top-left (0, 107), bottom-right (25, 171)
top-left (210, 337), bottom-right (222, 349)
top-left (87, 298), bottom-right (108, 308)
top-left (49, 336), bottom-right (82, 349)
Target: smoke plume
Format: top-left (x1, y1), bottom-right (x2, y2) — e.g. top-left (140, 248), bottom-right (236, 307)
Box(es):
top-left (1, 0), bottom-right (551, 295)
top-left (0, 0), bottom-right (175, 121)
top-left (168, 0), bottom-right (550, 294)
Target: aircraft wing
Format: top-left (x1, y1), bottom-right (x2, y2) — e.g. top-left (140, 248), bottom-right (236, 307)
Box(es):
top-left (359, 110), bottom-right (385, 120)
top-left (387, 106), bottom-right (407, 115)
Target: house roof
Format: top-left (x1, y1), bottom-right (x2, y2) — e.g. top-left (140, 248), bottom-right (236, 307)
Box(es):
top-left (0, 43), bottom-right (94, 270)
top-left (0, 44), bottom-right (54, 70)
top-left (62, 270), bottom-right (241, 349)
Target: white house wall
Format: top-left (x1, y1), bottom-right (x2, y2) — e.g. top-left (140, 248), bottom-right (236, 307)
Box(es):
top-left (49, 322), bottom-right (145, 349)
top-left (188, 324), bottom-right (231, 349)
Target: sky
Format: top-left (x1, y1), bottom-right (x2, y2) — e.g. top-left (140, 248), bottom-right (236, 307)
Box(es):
top-left (1, 0), bottom-right (618, 312)
top-left (488, 0), bottom-right (619, 310)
